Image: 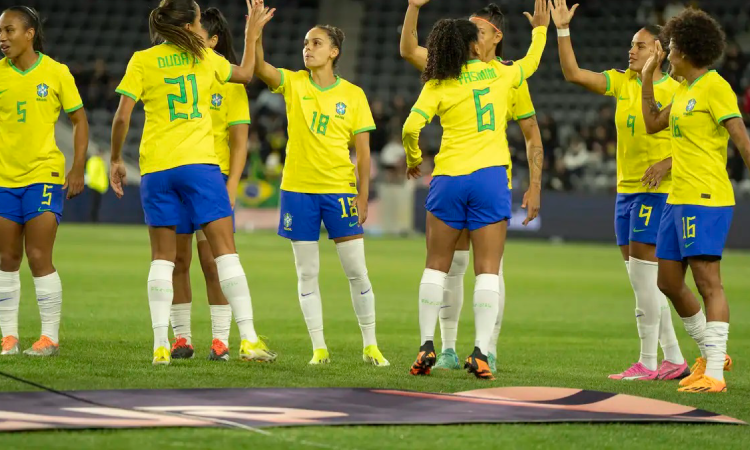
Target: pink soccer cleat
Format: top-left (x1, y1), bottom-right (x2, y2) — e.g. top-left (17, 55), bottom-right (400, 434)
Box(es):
top-left (657, 359), bottom-right (690, 380)
top-left (608, 362), bottom-right (658, 380)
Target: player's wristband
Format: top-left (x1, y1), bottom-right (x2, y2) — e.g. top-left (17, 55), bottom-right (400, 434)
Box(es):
top-left (557, 28), bottom-right (570, 37)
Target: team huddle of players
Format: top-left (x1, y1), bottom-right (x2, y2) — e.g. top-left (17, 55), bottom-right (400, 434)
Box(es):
top-left (1, 0), bottom-right (749, 394)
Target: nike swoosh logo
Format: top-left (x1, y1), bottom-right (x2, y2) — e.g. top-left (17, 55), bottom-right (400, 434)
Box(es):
top-left (685, 242), bottom-right (694, 248)
top-left (360, 288), bottom-right (371, 295)
top-left (0, 90), bottom-right (8, 95)
top-left (0, 297), bottom-right (12, 302)
top-left (301, 292), bottom-right (314, 297)
top-left (618, 96), bottom-right (629, 101)
top-left (635, 314), bottom-right (644, 318)
top-left (37, 296), bottom-right (52, 301)
top-left (349, 222), bottom-right (359, 227)
top-left (633, 229), bottom-right (646, 233)
top-left (38, 208), bottom-right (52, 212)
top-left (622, 375), bottom-right (651, 380)
top-left (303, 96), bottom-right (314, 100)
top-left (440, 305), bottom-right (450, 309)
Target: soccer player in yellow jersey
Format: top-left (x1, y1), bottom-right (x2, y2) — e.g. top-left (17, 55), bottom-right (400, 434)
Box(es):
top-left (641, 9), bottom-right (750, 393)
top-left (109, 0), bottom-right (276, 365)
top-left (0, 6), bottom-right (89, 357)
top-left (403, 0), bottom-right (549, 379)
top-left (168, 7), bottom-right (251, 362)
top-left (253, 12), bottom-right (389, 366)
top-left (551, 0), bottom-right (689, 381)
top-left (400, 0), bottom-right (544, 373)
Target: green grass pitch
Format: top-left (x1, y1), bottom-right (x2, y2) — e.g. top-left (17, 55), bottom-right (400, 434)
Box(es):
top-left (0, 225), bottom-right (748, 449)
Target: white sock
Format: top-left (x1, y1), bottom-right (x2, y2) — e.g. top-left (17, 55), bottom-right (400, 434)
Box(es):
top-left (681, 309), bottom-right (707, 358)
top-left (624, 260), bottom-right (630, 273)
top-left (292, 241), bottom-right (326, 350)
top-left (657, 293), bottom-right (685, 364)
top-left (473, 274), bottom-right (500, 355)
top-left (0, 270), bottom-right (21, 339)
top-left (209, 304), bottom-right (232, 346)
top-left (488, 257), bottom-right (506, 357)
top-left (215, 254), bottom-right (258, 343)
top-left (170, 303), bottom-right (192, 345)
top-left (704, 321), bottom-right (728, 381)
top-left (440, 250), bottom-right (468, 352)
top-left (628, 257), bottom-right (660, 371)
top-left (337, 239), bottom-right (377, 348)
top-left (148, 260), bottom-right (174, 351)
top-left (419, 269), bottom-right (447, 345)
top-left (34, 272), bottom-right (63, 344)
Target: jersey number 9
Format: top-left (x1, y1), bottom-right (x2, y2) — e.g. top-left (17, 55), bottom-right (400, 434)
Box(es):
top-left (473, 88), bottom-right (495, 132)
top-left (164, 74), bottom-right (202, 122)
top-left (627, 114), bottom-right (636, 136)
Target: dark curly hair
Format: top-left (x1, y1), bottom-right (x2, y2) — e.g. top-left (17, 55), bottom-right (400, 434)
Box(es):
top-left (422, 19), bottom-right (478, 82)
top-left (662, 8), bottom-right (725, 68)
top-left (472, 3), bottom-right (504, 58)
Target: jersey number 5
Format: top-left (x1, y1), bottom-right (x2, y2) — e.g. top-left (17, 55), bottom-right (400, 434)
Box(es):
top-left (17, 101), bottom-right (26, 123)
top-left (473, 88), bottom-right (495, 132)
top-left (164, 74), bottom-right (202, 122)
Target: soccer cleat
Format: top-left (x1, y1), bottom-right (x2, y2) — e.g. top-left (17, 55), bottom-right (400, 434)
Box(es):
top-left (1, 336), bottom-right (19, 356)
top-left (464, 347), bottom-right (495, 380)
top-left (679, 355), bottom-right (733, 387)
top-left (433, 349), bottom-right (461, 370)
top-left (170, 337), bottom-right (194, 359)
top-left (409, 340), bottom-right (436, 376)
top-left (152, 346), bottom-right (171, 365)
top-left (363, 345), bottom-right (389, 366)
top-left (23, 336), bottom-right (59, 357)
top-left (309, 348), bottom-right (331, 365)
top-left (657, 359), bottom-right (690, 380)
top-left (239, 338), bottom-right (277, 362)
top-left (488, 352), bottom-right (497, 373)
top-left (608, 362), bottom-right (658, 380)
top-left (677, 374), bottom-right (727, 393)
top-left (208, 339), bottom-right (229, 361)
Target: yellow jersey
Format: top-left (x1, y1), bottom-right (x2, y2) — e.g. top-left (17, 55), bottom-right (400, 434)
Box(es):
top-left (668, 70), bottom-right (741, 207)
top-left (116, 44), bottom-right (232, 175)
top-left (403, 27), bottom-right (547, 176)
top-left (272, 70), bottom-right (375, 194)
top-left (0, 53), bottom-right (83, 188)
top-left (209, 81), bottom-right (250, 175)
top-left (603, 69), bottom-right (679, 194)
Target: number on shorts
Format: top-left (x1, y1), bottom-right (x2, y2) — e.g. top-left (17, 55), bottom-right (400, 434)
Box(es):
top-left (337, 197), bottom-right (358, 218)
top-left (682, 216), bottom-right (696, 239)
top-left (41, 184), bottom-right (53, 206)
top-left (638, 204), bottom-right (652, 227)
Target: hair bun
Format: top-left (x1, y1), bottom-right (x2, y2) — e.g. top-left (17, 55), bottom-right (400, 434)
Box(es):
top-left (487, 3), bottom-right (502, 15)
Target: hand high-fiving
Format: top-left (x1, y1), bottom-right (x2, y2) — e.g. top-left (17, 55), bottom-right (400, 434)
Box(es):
top-left (523, 0), bottom-right (552, 29)
top-left (246, 0), bottom-right (275, 39)
top-left (550, 0), bottom-right (579, 29)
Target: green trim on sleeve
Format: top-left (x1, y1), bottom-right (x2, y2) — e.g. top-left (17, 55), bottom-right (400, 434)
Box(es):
top-left (515, 111), bottom-right (536, 120)
top-left (353, 126), bottom-right (376, 135)
top-left (225, 65), bottom-right (233, 83)
top-left (228, 120), bottom-right (252, 127)
top-left (115, 89), bottom-right (137, 101)
top-left (717, 113), bottom-right (742, 124)
top-left (603, 71), bottom-right (611, 94)
top-left (411, 108), bottom-right (430, 121)
top-left (64, 103), bottom-right (83, 114)
top-left (277, 68), bottom-right (285, 88)
top-left (518, 65), bottom-right (525, 88)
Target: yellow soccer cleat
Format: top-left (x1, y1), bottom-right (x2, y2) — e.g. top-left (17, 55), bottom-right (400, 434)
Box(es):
top-left (152, 346), bottom-right (171, 366)
top-left (679, 355), bottom-right (733, 387)
top-left (363, 345), bottom-right (389, 367)
top-left (309, 348), bottom-right (331, 365)
top-left (239, 338), bottom-right (277, 362)
top-left (677, 374), bottom-right (727, 393)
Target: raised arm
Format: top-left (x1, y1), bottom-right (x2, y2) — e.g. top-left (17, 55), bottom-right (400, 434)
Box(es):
top-left (550, 0), bottom-right (607, 94)
top-left (514, 0), bottom-right (551, 82)
top-left (228, 0), bottom-right (275, 84)
top-left (641, 41), bottom-right (671, 134)
top-left (253, 33), bottom-right (282, 89)
top-left (399, 0), bottom-right (429, 71)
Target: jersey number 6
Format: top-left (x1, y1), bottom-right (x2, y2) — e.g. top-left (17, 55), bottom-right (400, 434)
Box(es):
top-left (473, 88), bottom-right (495, 132)
top-left (164, 74), bottom-right (202, 122)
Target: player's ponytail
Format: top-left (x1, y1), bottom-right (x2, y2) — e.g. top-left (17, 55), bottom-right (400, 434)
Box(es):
top-left (422, 19), bottom-right (478, 82)
top-left (201, 7), bottom-right (239, 65)
top-left (472, 3), bottom-right (505, 58)
top-left (149, 0), bottom-right (204, 61)
top-left (315, 24), bottom-right (345, 67)
top-left (5, 6), bottom-right (45, 53)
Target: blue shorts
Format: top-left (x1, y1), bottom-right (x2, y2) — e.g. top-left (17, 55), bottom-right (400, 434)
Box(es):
top-left (141, 164), bottom-right (232, 229)
top-left (656, 203), bottom-right (733, 261)
top-left (0, 183), bottom-right (63, 224)
top-left (425, 166), bottom-right (511, 231)
top-left (176, 174), bottom-right (234, 234)
top-left (278, 190), bottom-right (364, 241)
top-left (614, 193), bottom-right (668, 246)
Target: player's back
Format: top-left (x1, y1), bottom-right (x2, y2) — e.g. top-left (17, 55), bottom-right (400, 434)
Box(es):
top-left (116, 44), bottom-right (232, 175)
top-left (427, 59), bottom-right (522, 176)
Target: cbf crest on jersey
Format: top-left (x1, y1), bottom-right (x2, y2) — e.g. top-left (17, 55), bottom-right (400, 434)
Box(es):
top-left (335, 102), bottom-right (346, 118)
top-left (37, 83), bottom-right (49, 100)
top-left (211, 93), bottom-right (223, 110)
top-left (283, 212), bottom-right (293, 231)
top-left (686, 99), bottom-right (696, 114)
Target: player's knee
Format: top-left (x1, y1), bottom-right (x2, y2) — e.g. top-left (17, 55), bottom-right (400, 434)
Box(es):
top-left (447, 250), bottom-right (470, 276)
top-left (657, 275), bottom-right (679, 299)
top-left (174, 252), bottom-right (191, 275)
top-left (0, 250), bottom-right (22, 272)
top-left (25, 247), bottom-right (52, 275)
top-left (296, 258), bottom-right (320, 281)
top-left (694, 275), bottom-right (723, 301)
top-left (198, 253), bottom-right (220, 283)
